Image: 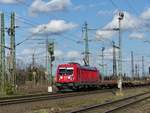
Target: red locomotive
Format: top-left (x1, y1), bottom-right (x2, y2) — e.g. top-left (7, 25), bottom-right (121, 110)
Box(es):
top-left (55, 62), bottom-right (101, 90)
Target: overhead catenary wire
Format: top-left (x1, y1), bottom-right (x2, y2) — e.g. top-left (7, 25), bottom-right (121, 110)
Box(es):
top-left (108, 0), bottom-right (120, 9)
top-left (4, 12), bottom-right (38, 27)
top-left (15, 0), bottom-right (31, 7)
top-left (125, 0), bottom-right (139, 15)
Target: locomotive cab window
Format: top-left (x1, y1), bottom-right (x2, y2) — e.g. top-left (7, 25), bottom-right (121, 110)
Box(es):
top-left (59, 68), bottom-right (73, 75)
top-left (59, 69), bottom-right (66, 75)
top-left (67, 69), bottom-right (73, 75)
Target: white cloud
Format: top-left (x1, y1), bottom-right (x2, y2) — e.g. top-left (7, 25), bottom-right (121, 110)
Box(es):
top-left (54, 50), bottom-right (63, 58)
top-left (120, 12), bottom-right (140, 30)
top-left (73, 5), bottom-right (85, 11)
top-left (129, 32), bottom-right (144, 40)
top-left (21, 48), bottom-right (34, 55)
top-left (53, 50), bottom-right (81, 63)
top-left (16, 48), bottom-right (35, 66)
top-left (30, 20), bottom-right (78, 35)
top-left (141, 8), bottom-right (150, 20)
top-left (96, 11), bottom-right (140, 39)
top-left (104, 48), bottom-right (113, 55)
top-left (67, 51), bottom-right (80, 59)
top-left (140, 8), bottom-right (150, 28)
top-left (29, 0), bottom-right (71, 16)
top-left (0, 0), bottom-right (23, 4)
top-left (96, 30), bottom-right (116, 40)
top-left (102, 47), bottom-right (119, 60)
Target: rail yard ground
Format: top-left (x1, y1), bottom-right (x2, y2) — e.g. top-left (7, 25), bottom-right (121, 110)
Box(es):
top-left (110, 98), bottom-right (150, 113)
top-left (0, 87), bottom-right (149, 113)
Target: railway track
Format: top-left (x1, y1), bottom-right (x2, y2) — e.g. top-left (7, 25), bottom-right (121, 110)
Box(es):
top-left (68, 91), bottom-right (150, 113)
top-left (0, 89), bottom-right (113, 106)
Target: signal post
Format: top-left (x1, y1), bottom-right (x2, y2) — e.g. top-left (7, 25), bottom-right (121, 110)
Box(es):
top-left (47, 41), bottom-right (55, 92)
top-left (116, 12), bottom-right (124, 96)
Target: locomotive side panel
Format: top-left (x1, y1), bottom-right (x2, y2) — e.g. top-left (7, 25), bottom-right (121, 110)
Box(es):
top-left (78, 67), bottom-right (100, 85)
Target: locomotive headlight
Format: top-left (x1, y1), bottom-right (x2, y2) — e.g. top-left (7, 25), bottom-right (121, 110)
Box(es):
top-left (68, 75), bottom-right (73, 80)
top-left (68, 76), bottom-right (71, 79)
top-left (59, 76), bottom-right (63, 80)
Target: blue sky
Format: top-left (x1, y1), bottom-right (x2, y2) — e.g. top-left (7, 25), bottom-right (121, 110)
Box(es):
top-left (0, 0), bottom-right (150, 76)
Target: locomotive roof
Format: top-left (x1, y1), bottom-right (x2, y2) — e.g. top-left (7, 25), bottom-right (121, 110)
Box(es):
top-left (58, 62), bottom-right (80, 66)
top-left (79, 65), bottom-right (97, 71)
top-left (58, 63), bottom-right (97, 71)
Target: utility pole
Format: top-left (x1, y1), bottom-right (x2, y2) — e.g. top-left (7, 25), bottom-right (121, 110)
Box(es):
top-left (32, 49), bottom-right (36, 86)
top-left (117, 12), bottom-right (124, 96)
top-left (112, 41), bottom-right (117, 78)
top-left (131, 51), bottom-right (134, 79)
top-left (82, 22), bottom-right (89, 66)
top-left (148, 66), bottom-right (150, 76)
top-left (48, 42), bottom-right (54, 84)
top-left (0, 14), bottom-right (1, 88)
top-left (6, 53), bottom-right (11, 82)
top-left (10, 12), bottom-right (16, 89)
top-left (135, 64), bottom-right (138, 79)
top-left (45, 36), bottom-right (48, 81)
top-left (47, 41), bottom-right (55, 92)
top-left (137, 64), bottom-right (140, 79)
top-left (32, 51), bottom-right (35, 68)
top-left (142, 56), bottom-right (145, 77)
top-left (0, 12), bottom-right (5, 93)
top-left (101, 47), bottom-right (105, 80)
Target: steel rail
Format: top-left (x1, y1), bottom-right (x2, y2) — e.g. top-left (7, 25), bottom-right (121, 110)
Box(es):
top-left (104, 93), bottom-right (150, 113)
top-left (0, 93), bottom-right (53, 100)
top-left (0, 89), bottom-right (113, 106)
top-left (68, 91), bottom-right (150, 113)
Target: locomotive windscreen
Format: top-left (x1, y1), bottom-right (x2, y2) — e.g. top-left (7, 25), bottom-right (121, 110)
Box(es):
top-left (59, 67), bottom-right (73, 75)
